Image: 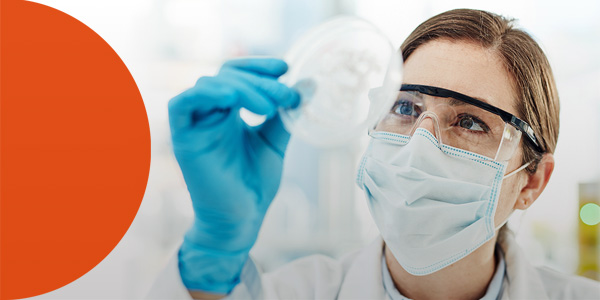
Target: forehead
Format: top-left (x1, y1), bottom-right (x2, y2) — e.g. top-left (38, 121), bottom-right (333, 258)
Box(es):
top-left (402, 39), bottom-right (517, 115)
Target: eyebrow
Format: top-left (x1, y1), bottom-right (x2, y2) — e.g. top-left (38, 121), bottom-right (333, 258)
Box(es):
top-left (447, 96), bottom-right (490, 106)
top-left (470, 96), bottom-right (490, 104)
top-left (402, 83), bottom-right (491, 104)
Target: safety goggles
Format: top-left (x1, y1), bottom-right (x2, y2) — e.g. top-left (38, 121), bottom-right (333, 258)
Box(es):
top-left (370, 84), bottom-right (544, 161)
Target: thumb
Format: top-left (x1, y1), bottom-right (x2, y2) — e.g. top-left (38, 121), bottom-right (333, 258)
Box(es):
top-left (255, 113), bottom-right (291, 158)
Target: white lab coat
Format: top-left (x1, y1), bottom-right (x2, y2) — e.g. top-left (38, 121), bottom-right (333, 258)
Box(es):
top-left (147, 229), bottom-right (600, 299)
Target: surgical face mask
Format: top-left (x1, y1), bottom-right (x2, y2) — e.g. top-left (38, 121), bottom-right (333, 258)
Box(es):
top-left (356, 128), bottom-right (528, 275)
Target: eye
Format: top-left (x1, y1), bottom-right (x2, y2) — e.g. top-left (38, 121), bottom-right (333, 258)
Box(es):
top-left (456, 114), bottom-right (490, 133)
top-left (393, 100), bottom-right (419, 117)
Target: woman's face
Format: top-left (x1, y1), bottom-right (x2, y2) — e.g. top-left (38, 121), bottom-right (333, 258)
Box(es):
top-left (402, 39), bottom-right (528, 227)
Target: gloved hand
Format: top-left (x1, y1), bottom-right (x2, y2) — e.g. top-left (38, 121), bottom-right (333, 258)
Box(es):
top-left (168, 58), bottom-right (300, 294)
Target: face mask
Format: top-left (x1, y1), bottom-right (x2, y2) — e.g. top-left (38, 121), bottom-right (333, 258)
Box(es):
top-left (356, 128), bottom-right (528, 276)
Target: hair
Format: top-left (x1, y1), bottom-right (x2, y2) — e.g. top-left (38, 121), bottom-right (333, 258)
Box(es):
top-left (400, 9), bottom-right (559, 172)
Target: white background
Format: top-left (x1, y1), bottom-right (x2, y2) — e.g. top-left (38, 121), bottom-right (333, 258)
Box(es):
top-left (27, 0), bottom-right (600, 298)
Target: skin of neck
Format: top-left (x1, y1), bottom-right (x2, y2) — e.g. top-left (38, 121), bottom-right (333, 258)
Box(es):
top-left (384, 235), bottom-right (499, 300)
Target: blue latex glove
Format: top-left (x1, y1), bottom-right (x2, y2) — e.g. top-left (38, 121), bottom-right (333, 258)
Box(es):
top-left (168, 58), bottom-right (300, 294)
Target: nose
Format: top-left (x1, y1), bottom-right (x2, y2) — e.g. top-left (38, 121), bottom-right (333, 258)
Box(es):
top-left (412, 112), bottom-right (443, 147)
top-left (418, 117), bottom-right (437, 136)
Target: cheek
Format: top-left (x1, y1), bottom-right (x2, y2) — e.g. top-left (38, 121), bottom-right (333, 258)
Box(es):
top-left (495, 176), bottom-right (520, 225)
top-left (494, 156), bottom-right (524, 226)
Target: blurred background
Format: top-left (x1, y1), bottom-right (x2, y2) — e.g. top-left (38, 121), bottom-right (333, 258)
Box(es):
top-left (29, 0), bottom-right (600, 298)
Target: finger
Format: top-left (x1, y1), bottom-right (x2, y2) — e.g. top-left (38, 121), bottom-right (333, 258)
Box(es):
top-left (220, 68), bottom-right (300, 109)
top-left (255, 113), bottom-right (291, 157)
top-left (169, 75), bottom-right (274, 133)
top-left (221, 57), bottom-right (289, 78)
top-left (220, 75), bottom-right (277, 117)
top-left (168, 77), bottom-right (238, 133)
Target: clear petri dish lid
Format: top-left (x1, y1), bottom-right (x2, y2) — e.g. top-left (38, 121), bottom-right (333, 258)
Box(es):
top-left (279, 16), bottom-right (403, 147)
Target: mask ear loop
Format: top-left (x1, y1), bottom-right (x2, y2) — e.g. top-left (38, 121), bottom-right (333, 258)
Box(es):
top-left (503, 161), bottom-right (532, 179)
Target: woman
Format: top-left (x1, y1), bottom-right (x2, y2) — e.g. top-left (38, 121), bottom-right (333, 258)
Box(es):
top-left (150, 8), bottom-right (600, 299)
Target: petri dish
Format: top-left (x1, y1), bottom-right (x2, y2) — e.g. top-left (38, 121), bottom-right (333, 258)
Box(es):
top-left (279, 16), bottom-right (403, 147)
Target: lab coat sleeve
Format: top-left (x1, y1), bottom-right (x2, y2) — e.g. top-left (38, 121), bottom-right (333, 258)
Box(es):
top-left (228, 254), bottom-right (345, 299)
top-left (145, 250), bottom-right (262, 300)
top-left (146, 250), bottom-right (344, 299)
top-left (145, 253), bottom-right (194, 300)
top-left (259, 254), bottom-right (344, 299)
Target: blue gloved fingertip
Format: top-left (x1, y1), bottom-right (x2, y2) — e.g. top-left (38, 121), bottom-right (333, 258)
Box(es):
top-left (289, 89), bottom-right (301, 109)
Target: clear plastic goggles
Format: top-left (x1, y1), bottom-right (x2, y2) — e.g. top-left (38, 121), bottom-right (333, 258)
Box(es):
top-left (370, 84), bottom-right (544, 161)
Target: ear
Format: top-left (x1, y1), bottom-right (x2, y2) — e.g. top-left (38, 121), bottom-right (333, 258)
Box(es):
top-left (514, 153), bottom-right (555, 210)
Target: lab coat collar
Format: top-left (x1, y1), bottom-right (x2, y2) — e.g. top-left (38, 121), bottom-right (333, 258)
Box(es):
top-left (337, 229), bottom-right (549, 300)
top-left (498, 228), bottom-right (549, 300)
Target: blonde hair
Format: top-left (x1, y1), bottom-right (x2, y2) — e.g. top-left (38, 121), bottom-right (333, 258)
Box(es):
top-left (400, 9), bottom-right (559, 172)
